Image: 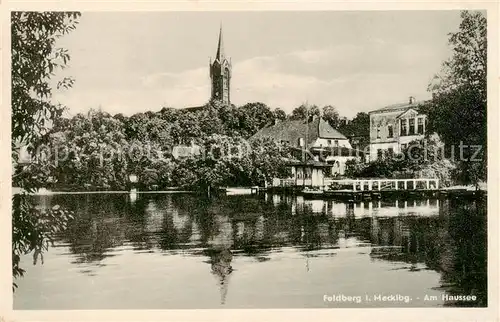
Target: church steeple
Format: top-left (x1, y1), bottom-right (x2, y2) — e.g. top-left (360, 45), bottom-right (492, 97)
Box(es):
top-left (215, 24), bottom-right (225, 62)
top-left (210, 24), bottom-right (231, 105)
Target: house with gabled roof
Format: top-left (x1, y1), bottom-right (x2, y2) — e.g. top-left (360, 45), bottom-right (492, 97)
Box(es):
top-left (251, 116), bottom-right (352, 151)
top-left (251, 116), bottom-right (362, 185)
top-left (368, 96), bottom-right (428, 161)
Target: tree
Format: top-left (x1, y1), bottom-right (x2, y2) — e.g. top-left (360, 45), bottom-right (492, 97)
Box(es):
top-left (338, 112), bottom-right (370, 151)
top-left (290, 104), bottom-right (320, 120)
top-left (11, 11), bottom-right (81, 289)
top-left (237, 102), bottom-right (275, 137)
top-left (345, 135), bottom-right (456, 184)
top-left (48, 110), bottom-right (131, 190)
top-left (273, 108), bottom-right (287, 121)
top-left (11, 12), bottom-right (80, 146)
top-left (248, 138), bottom-right (293, 185)
top-left (322, 105), bottom-right (340, 129)
top-left (424, 10), bottom-right (487, 187)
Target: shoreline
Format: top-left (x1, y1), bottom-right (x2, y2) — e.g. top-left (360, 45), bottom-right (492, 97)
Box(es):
top-left (11, 182), bottom-right (487, 196)
top-left (11, 187), bottom-right (197, 195)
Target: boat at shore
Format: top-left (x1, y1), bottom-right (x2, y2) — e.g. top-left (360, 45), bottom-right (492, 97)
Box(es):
top-left (301, 187), bottom-right (325, 198)
top-left (224, 187), bottom-right (259, 196)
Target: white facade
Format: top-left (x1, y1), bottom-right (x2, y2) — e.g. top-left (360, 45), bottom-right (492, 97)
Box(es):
top-left (368, 103), bottom-right (428, 161)
top-left (310, 138), bottom-right (352, 149)
top-left (273, 164), bottom-right (326, 187)
top-left (325, 156), bottom-right (357, 176)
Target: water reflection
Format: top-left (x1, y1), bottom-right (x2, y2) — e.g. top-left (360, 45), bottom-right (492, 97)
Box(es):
top-left (208, 248), bottom-right (233, 304)
top-left (32, 193), bottom-right (487, 307)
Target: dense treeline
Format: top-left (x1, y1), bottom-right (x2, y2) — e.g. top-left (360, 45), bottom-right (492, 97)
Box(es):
top-left (28, 100), bottom-right (366, 191)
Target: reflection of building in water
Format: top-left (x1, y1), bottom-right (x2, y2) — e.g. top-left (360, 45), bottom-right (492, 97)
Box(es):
top-left (209, 214), bottom-right (233, 249)
top-left (370, 216), bottom-right (380, 244)
top-left (369, 215), bottom-right (414, 250)
top-left (337, 228), bottom-right (359, 248)
top-left (209, 249), bottom-right (233, 305)
top-left (272, 194), bottom-right (281, 206)
top-left (307, 199), bottom-right (326, 213)
top-left (268, 193), bottom-right (295, 208)
top-left (317, 222), bottom-right (331, 244)
top-left (189, 220), bottom-right (201, 244)
top-left (353, 199), bottom-right (440, 218)
top-left (392, 217), bottom-right (403, 246)
top-left (255, 216), bottom-right (265, 240)
top-left (171, 207), bottom-right (189, 232)
top-left (145, 200), bottom-right (164, 233)
top-left (229, 216), bottom-right (265, 248)
top-left (129, 191), bottom-right (137, 203)
top-left (293, 195), bottom-right (305, 214)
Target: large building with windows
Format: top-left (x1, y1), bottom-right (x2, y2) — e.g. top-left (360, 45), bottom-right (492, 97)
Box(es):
top-left (368, 97), bottom-right (428, 161)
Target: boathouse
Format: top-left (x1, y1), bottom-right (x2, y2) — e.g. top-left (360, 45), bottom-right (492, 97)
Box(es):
top-left (271, 158), bottom-right (331, 188)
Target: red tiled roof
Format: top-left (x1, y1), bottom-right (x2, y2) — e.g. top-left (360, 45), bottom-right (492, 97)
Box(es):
top-left (250, 117), bottom-right (347, 146)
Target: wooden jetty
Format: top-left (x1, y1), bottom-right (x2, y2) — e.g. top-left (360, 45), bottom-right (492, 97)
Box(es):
top-left (263, 178), bottom-right (485, 201)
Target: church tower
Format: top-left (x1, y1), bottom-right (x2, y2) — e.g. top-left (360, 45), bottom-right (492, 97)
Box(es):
top-left (209, 25), bottom-right (231, 105)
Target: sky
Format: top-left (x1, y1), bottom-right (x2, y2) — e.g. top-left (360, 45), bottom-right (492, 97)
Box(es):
top-left (52, 11), bottom-right (463, 118)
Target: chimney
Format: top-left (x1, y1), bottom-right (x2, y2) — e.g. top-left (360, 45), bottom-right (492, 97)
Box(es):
top-left (409, 96), bottom-right (415, 104)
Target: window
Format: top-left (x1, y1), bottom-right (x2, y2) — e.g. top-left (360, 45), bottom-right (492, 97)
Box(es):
top-left (400, 119), bottom-right (407, 136)
top-left (417, 117), bottom-right (424, 134)
top-left (376, 127), bottom-right (381, 139)
top-left (409, 118), bottom-right (415, 135)
top-left (388, 124), bottom-right (393, 138)
top-left (377, 149), bottom-right (383, 158)
top-left (401, 143), bottom-right (407, 151)
top-left (334, 140), bottom-right (339, 147)
top-left (328, 139), bottom-right (332, 145)
top-left (388, 147), bottom-right (394, 156)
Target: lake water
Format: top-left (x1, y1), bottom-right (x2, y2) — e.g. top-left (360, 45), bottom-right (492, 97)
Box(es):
top-left (13, 192), bottom-right (487, 309)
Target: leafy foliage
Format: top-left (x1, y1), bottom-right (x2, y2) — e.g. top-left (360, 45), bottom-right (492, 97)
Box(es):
top-left (424, 11), bottom-right (487, 186)
top-left (11, 11), bottom-right (81, 290)
top-left (11, 11), bottom-right (80, 148)
top-left (12, 197), bottom-right (74, 288)
top-left (290, 104), bottom-right (320, 120)
top-left (345, 135), bottom-right (455, 185)
top-left (33, 99), bottom-right (297, 191)
top-left (338, 112), bottom-right (370, 151)
top-left (322, 105), bottom-right (340, 129)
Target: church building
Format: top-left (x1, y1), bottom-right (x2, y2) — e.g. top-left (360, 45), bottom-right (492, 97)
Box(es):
top-left (185, 26), bottom-right (232, 111)
top-left (209, 25), bottom-right (232, 105)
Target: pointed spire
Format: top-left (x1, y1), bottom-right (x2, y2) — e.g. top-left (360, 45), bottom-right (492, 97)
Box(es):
top-left (215, 23), bottom-right (225, 61)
